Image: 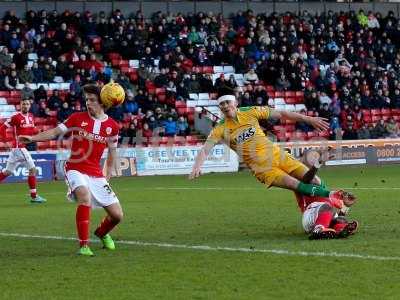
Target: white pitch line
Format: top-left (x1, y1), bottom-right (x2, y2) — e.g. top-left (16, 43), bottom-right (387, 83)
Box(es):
top-left (1, 186), bottom-right (400, 197)
top-left (0, 232), bottom-right (399, 262)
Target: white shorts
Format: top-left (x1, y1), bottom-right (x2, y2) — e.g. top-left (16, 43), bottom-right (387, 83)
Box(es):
top-left (4, 148), bottom-right (35, 173)
top-left (65, 170), bottom-right (119, 209)
top-left (302, 202), bottom-right (327, 233)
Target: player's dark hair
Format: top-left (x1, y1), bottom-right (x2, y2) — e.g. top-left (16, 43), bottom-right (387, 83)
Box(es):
top-left (217, 86), bottom-right (235, 98)
top-left (83, 84), bottom-right (101, 99)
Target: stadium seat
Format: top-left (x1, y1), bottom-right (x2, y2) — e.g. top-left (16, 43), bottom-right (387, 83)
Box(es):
top-left (307, 131), bottom-right (318, 139)
top-left (371, 115), bottom-right (381, 123)
top-left (363, 115), bottom-right (372, 123)
top-left (371, 109), bottom-right (381, 116)
top-left (173, 136), bottom-right (186, 146)
top-left (285, 97), bottom-right (297, 105)
top-left (318, 130), bottom-right (330, 139)
top-left (186, 135), bottom-right (198, 145)
top-left (265, 85), bottom-right (274, 91)
top-left (198, 93), bottom-right (210, 100)
top-left (34, 118), bottom-right (47, 126)
top-left (175, 101), bottom-right (186, 108)
top-left (284, 104), bottom-right (296, 111)
top-left (177, 107), bottom-right (186, 116)
top-left (201, 66), bottom-right (213, 74)
top-left (381, 109), bottom-right (391, 116)
top-left (284, 91), bottom-right (295, 98)
top-left (362, 109), bottom-right (371, 116)
top-left (274, 98), bottom-right (285, 106)
top-left (275, 91), bottom-right (284, 98)
top-left (213, 66), bottom-right (224, 73)
top-left (295, 104), bottom-right (306, 111)
top-left (37, 141), bottom-right (50, 150)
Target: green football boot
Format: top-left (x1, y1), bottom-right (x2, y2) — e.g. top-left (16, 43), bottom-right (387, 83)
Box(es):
top-left (78, 245), bottom-right (94, 256)
top-left (98, 234), bottom-right (116, 250)
top-left (30, 195), bottom-right (47, 203)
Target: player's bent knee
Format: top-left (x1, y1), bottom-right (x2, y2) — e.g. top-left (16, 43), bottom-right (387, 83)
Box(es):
top-left (113, 212), bottom-right (123, 223)
top-left (74, 186), bottom-right (91, 205)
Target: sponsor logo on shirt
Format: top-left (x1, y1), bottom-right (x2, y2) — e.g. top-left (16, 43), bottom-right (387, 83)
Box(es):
top-left (235, 127), bottom-right (256, 144)
top-left (78, 130), bottom-right (107, 143)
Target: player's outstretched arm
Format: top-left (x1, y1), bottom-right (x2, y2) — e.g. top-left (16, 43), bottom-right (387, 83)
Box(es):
top-left (189, 141), bottom-right (215, 180)
top-left (270, 110), bottom-right (330, 132)
top-left (19, 127), bottom-right (64, 144)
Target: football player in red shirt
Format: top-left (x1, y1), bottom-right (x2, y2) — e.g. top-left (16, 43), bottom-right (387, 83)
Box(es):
top-left (20, 84), bottom-right (123, 256)
top-left (295, 149), bottom-right (358, 240)
top-left (0, 98), bottom-right (46, 203)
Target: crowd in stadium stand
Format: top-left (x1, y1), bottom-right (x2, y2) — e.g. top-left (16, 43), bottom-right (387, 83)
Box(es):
top-left (1, 8), bottom-right (400, 144)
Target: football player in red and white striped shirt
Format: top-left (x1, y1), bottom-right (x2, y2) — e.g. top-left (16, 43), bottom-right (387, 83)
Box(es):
top-left (19, 84), bottom-right (123, 256)
top-left (0, 98), bottom-right (46, 203)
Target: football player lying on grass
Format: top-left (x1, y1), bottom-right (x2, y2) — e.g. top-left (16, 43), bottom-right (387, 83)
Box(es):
top-left (295, 148), bottom-right (359, 240)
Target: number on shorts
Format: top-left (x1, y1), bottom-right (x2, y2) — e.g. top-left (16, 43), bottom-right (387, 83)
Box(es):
top-left (103, 184), bottom-right (114, 194)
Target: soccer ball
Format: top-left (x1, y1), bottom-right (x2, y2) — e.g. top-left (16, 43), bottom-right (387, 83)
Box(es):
top-left (100, 82), bottom-right (125, 108)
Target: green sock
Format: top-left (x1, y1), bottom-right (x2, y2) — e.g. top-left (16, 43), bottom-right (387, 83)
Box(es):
top-left (319, 180), bottom-right (327, 189)
top-left (297, 182), bottom-right (330, 197)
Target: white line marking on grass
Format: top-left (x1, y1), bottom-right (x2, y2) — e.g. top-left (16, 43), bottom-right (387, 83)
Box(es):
top-left (1, 232), bottom-right (399, 262)
top-left (2, 186), bottom-right (400, 197)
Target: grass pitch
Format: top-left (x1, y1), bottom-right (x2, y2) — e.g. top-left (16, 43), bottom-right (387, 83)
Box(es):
top-left (0, 165), bottom-right (399, 299)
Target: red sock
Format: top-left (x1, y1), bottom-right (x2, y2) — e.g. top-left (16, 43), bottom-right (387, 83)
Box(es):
top-left (0, 171), bottom-right (9, 182)
top-left (76, 205), bottom-right (91, 247)
top-left (28, 175), bottom-right (37, 198)
top-left (332, 222), bottom-right (347, 233)
top-left (315, 210), bottom-right (333, 228)
top-left (94, 217), bottom-right (119, 238)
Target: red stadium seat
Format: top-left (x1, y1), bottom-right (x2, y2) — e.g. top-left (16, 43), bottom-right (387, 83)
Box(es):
top-left (265, 85), bottom-right (274, 91)
top-left (363, 115), bottom-right (372, 123)
top-left (201, 66), bottom-right (213, 74)
top-left (307, 131), bottom-right (318, 139)
top-left (285, 97), bottom-right (297, 104)
top-left (185, 107), bottom-right (195, 115)
top-left (371, 109), bottom-right (381, 116)
top-left (186, 135), bottom-right (198, 145)
top-left (318, 130), bottom-right (330, 139)
top-left (274, 91), bottom-right (284, 98)
top-left (155, 88), bottom-right (166, 95)
top-left (284, 91), bottom-right (295, 97)
top-left (391, 109), bottom-right (400, 116)
top-left (393, 115), bottom-right (400, 121)
top-left (177, 107), bottom-right (186, 116)
top-left (37, 141), bottom-right (50, 150)
top-left (371, 115), bottom-right (381, 123)
top-left (175, 101), bottom-right (186, 108)
top-left (0, 91), bottom-right (10, 97)
top-left (173, 136), bottom-right (186, 146)
top-left (34, 118), bottom-right (47, 126)
top-left (381, 109), bottom-right (391, 116)
top-left (362, 109), bottom-right (371, 116)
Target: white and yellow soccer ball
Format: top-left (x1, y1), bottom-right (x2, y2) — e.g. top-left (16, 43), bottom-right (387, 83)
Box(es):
top-left (100, 82), bottom-right (125, 108)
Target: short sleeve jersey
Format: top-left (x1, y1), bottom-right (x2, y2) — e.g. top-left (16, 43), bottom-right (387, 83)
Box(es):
top-left (3, 112), bottom-right (37, 148)
top-left (58, 112), bottom-right (119, 177)
top-left (206, 106), bottom-right (279, 168)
